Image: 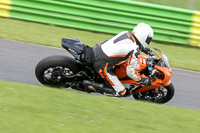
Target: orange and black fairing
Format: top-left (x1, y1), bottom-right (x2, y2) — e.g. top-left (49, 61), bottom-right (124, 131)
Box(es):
top-left (115, 54), bottom-right (172, 93)
top-left (130, 65), bottom-right (172, 93)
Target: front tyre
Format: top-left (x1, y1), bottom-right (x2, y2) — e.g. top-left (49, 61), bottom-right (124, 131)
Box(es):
top-left (35, 55), bottom-right (82, 87)
top-left (132, 83), bottom-right (175, 104)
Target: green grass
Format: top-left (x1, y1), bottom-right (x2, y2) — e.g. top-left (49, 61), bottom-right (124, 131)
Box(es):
top-left (134, 0), bottom-right (200, 11)
top-left (0, 17), bottom-right (200, 71)
top-left (0, 80), bottom-right (199, 133)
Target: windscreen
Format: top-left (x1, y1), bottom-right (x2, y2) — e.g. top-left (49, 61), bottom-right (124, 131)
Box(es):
top-left (161, 53), bottom-right (170, 68)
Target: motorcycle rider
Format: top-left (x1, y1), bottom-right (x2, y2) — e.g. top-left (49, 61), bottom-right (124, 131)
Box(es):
top-left (84, 23), bottom-right (154, 96)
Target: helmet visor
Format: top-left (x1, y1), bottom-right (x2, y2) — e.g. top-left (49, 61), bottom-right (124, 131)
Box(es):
top-left (145, 35), bottom-right (152, 45)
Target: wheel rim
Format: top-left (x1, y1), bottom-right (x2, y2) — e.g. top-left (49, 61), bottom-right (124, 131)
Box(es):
top-left (135, 86), bottom-right (169, 103)
top-left (154, 87), bottom-right (168, 101)
top-left (43, 66), bottom-right (74, 83)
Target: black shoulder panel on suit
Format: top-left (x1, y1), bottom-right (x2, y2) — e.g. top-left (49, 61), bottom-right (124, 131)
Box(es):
top-left (113, 32), bottom-right (129, 44)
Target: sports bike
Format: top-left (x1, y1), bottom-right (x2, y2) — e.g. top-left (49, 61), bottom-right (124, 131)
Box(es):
top-left (35, 38), bottom-right (175, 104)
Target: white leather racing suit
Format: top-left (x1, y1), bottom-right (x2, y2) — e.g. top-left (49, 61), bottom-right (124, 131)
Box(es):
top-left (92, 31), bottom-right (142, 93)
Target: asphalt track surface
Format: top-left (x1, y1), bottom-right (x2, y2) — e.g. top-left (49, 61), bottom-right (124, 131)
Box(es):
top-left (0, 39), bottom-right (200, 110)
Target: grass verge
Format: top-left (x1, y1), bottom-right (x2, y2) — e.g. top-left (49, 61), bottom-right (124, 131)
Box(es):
top-left (0, 80), bottom-right (200, 133)
top-left (0, 17), bottom-right (200, 71)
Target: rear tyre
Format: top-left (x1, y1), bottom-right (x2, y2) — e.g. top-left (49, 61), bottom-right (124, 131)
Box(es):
top-left (35, 55), bottom-right (82, 87)
top-left (132, 83), bottom-right (175, 104)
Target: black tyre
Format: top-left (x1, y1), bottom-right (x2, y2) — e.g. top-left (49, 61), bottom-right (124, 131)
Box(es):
top-left (35, 55), bottom-right (83, 87)
top-left (132, 83), bottom-right (175, 104)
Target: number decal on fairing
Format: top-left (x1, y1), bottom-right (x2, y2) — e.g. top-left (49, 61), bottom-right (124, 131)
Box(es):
top-left (139, 59), bottom-right (146, 64)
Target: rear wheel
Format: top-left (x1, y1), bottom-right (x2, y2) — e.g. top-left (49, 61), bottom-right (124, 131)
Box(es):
top-left (35, 55), bottom-right (83, 87)
top-left (132, 83), bottom-right (175, 104)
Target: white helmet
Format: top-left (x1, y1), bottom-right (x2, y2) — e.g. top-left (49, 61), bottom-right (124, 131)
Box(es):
top-left (132, 23), bottom-right (154, 49)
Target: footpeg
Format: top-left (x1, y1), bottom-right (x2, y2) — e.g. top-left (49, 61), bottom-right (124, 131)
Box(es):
top-left (83, 80), bottom-right (104, 93)
top-left (83, 80), bottom-right (116, 95)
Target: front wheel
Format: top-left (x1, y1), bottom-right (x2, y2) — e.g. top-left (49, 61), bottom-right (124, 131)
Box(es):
top-left (132, 83), bottom-right (175, 104)
top-left (35, 55), bottom-right (83, 87)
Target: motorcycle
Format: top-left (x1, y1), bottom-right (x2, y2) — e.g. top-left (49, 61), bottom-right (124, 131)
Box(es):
top-left (35, 38), bottom-right (175, 104)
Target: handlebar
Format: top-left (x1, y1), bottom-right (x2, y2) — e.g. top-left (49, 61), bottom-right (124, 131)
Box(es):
top-left (147, 56), bottom-right (158, 81)
top-left (147, 56), bottom-right (154, 72)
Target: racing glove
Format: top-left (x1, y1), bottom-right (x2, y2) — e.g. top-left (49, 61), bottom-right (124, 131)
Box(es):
top-left (138, 77), bottom-right (151, 86)
top-left (142, 47), bottom-right (152, 55)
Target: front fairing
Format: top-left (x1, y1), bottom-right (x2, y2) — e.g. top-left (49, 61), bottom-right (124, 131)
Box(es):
top-left (115, 49), bottom-right (173, 93)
